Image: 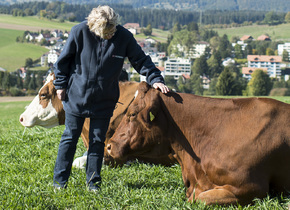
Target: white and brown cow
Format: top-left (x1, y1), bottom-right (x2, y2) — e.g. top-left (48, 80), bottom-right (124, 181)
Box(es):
top-left (107, 81), bottom-right (290, 206)
top-left (19, 73), bottom-right (176, 167)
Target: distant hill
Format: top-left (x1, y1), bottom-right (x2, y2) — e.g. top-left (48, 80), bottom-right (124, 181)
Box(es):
top-left (1, 0), bottom-right (290, 12)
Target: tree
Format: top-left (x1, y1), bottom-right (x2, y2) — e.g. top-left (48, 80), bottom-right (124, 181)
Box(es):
top-left (24, 71), bottom-right (31, 89)
top-left (2, 72), bottom-right (10, 91)
top-left (206, 77), bottom-right (218, 95)
top-left (24, 8), bottom-right (34, 16)
top-left (282, 50), bottom-right (289, 62)
top-left (234, 44), bottom-right (243, 59)
top-left (218, 34), bottom-right (232, 58)
top-left (190, 73), bottom-right (204, 95)
top-left (25, 58), bottom-right (33, 68)
top-left (16, 74), bottom-right (23, 89)
top-left (266, 48), bottom-right (275, 55)
top-left (247, 70), bottom-right (273, 96)
top-left (231, 36), bottom-right (240, 43)
top-left (245, 44), bottom-right (253, 56)
top-left (215, 68), bottom-right (238, 95)
top-left (142, 24), bottom-right (152, 36)
top-left (285, 12), bottom-right (290, 23)
top-left (209, 36), bottom-right (220, 51)
top-left (168, 29), bottom-right (197, 57)
top-left (177, 76), bottom-right (191, 93)
top-left (263, 11), bottom-right (283, 25)
top-left (28, 73), bottom-right (37, 90)
top-left (164, 76), bottom-right (178, 91)
top-left (192, 55), bottom-right (208, 76)
top-left (207, 50), bottom-right (223, 79)
top-left (187, 22), bottom-right (198, 31)
top-left (172, 23), bottom-right (181, 33)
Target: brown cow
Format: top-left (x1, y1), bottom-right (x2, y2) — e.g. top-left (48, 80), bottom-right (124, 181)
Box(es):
top-left (19, 73), bottom-right (176, 167)
top-left (107, 81), bottom-right (290, 206)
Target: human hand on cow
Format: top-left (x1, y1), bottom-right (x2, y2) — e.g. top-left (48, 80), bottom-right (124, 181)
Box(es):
top-left (56, 89), bottom-right (66, 101)
top-left (153, 83), bottom-right (170, 94)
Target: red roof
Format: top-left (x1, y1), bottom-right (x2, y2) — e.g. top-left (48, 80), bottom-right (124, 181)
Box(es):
top-left (247, 55), bottom-right (282, 62)
top-left (257, 35), bottom-right (271, 41)
top-left (240, 35), bottom-right (253, 41)
top-left (123, 23), bottom-right (140, 29)
top-left (242, 67), bottom-right (267, 75)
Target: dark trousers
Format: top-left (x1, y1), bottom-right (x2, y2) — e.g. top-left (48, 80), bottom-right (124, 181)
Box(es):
top-left (53, 112), bottom-right (110, 188)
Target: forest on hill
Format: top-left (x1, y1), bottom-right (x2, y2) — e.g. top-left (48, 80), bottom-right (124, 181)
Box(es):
top-left (1, 0), bottom-right (290, 12)
top-left (0, 1), bottom-right (288, 29)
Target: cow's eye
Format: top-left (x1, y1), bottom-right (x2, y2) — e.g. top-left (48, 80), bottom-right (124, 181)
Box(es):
top-left (40, 94), bottom-right (46, 98)
top-left (131, 113), bottom-right (136, 117)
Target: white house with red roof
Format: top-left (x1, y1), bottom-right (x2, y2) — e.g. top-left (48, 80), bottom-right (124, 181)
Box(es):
top-left (245, 55), bottom-right (282, 79)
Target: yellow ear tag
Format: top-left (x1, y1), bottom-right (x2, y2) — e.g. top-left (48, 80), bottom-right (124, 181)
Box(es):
top-left (149, 112), bottom-right (155, 121)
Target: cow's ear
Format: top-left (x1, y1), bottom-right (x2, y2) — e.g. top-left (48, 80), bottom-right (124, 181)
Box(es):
top-left (138, 82), bottom-right (151, 99)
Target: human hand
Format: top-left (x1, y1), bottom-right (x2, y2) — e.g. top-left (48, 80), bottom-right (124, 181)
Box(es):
top-left (152, 83), bottom-right (170, 94)
top-left (56, 89), bottom-right (66, 101)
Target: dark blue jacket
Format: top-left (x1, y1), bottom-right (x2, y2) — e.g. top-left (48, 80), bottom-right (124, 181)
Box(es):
top-left (54, 21), bottom-right (164, 118)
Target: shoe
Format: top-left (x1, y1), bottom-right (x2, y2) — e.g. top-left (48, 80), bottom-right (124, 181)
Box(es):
top-left (53, 183), bottom-right (66, 192)
top-left (88, 184), bottom-right (100, 192)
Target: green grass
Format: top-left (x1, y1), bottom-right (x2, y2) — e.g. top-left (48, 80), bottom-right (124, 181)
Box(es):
top-left (213, 23), bottom-right (290, 42)
top-left (0, 15), bottom-right (77, 72)
top-left (0, 99), bottom-right (289, 209)
top-left (0, 14), bottom-right (77, 31)
top-left (0, 28), bottom-right (49, 71)
top-left (135, 28), bottom-right (170, 43)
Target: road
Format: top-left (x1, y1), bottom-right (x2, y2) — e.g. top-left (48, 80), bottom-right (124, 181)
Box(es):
top-left (0, 96), bottom-right (35, 103)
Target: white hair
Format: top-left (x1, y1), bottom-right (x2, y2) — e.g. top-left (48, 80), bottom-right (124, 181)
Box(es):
top-left (87, 5), bottom-right (119, 38)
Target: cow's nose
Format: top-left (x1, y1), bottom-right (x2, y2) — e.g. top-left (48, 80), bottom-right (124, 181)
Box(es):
top-left (19, 116), bottom-right (24, 123)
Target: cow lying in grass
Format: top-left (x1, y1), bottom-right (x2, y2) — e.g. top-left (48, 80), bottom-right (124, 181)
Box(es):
top-left (19, 73), bottom-right (176, 168)
top-left (107, 81), bottom-right (290, 206)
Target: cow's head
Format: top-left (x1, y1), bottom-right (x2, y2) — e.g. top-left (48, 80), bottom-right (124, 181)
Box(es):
top-left (19, 73), bottom-right (65, 128)
top-left (107, 82), bottom-right (172, 160)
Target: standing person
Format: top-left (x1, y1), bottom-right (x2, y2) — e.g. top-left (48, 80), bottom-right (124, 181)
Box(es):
top-left (53, 5), bottom-right (169, 191)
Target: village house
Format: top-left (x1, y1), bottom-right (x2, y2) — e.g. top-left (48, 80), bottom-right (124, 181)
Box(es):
top-left (240, 35), bottom-right (254, 42)
top-left (278, 42), bottom-right (290, 60)
top-left (174, 41), bottom-right (210, 59)
top-left (47, 49), bottom-right (61, 65)
top-left (242, 67), bottom-right (268, 80)
top-left (192, 41), bottom-right (210, 58)
top-left (164, 58), bottom-right (191, 80)
top-left (50, 29), bottom-right (63, 38)
top-left (25, 32), bottom-right (36, 41)
top-left (257, 35), bottom-right (271, 41)
top-left (243, 55), bottom-right (283, 79)
top-left (123, 23), bottom-right (140, 35)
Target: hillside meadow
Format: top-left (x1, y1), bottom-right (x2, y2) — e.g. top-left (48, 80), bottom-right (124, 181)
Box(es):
top-left (0, 28), bottom-right (49, 72)
top-left (0, 97), bottom-right (289, 209)
top-left (213, 23), bottom-right (290, 42)
top-left (0, 14), bottom-right (78, 72)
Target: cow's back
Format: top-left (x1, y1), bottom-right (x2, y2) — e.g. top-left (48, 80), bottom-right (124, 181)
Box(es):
top-left (157, 90), bottom-right (290, 202)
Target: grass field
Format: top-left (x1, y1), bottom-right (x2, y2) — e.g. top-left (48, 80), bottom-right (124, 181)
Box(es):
top-left (0, 14), bottom-right (76, 31)
top-left (0, 15), bottom-right (77, 72)
top-left (213, 23), bottom-right (290, 42)
top-left (0, 28), bottom-right (49, 71)
top-left (0, 98), bottom-right (289, 209)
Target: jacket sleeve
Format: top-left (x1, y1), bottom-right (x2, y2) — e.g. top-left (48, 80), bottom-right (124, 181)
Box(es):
top-left (53, 28), bottom-right (77, 90)
top-left (126, 34), bottom-right (164, 86)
